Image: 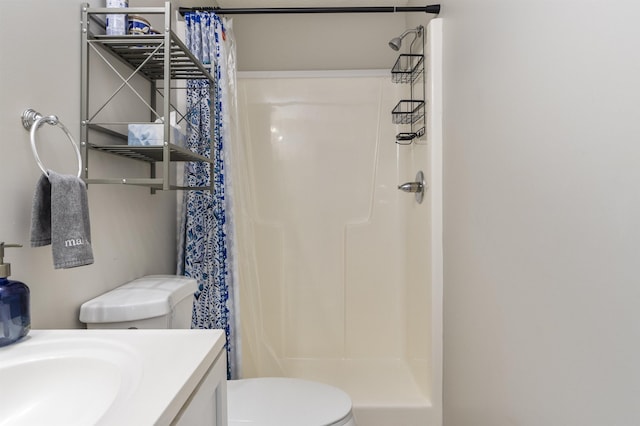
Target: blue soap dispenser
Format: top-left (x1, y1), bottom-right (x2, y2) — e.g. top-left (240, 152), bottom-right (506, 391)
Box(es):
top-left (0, 242), bottom-right (30, 347)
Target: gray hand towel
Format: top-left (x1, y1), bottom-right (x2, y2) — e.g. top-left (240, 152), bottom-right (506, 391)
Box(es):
top-left (30, 171), bottom-right (94, 269)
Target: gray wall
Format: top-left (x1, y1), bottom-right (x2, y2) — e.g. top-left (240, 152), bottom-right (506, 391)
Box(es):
top-left (230, 12), bottom-right (407, 71)
top-left (442, 0), bottom-right (640, 424)
top-left (226, 0), bottom-right (434, 71)
top-left (0, 0), bottom-right (181, 328)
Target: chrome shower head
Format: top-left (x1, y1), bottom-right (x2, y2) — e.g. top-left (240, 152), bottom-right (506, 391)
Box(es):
top-left (388, 25), bottom-right (424, 51)
top-left (388, 37), bottom-right (403, 51)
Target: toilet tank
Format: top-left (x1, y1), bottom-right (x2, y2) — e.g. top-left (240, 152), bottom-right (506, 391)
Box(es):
top-left (79, 275), bottom-right (197, 329)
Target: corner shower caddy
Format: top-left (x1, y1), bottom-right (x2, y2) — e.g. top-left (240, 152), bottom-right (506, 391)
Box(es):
top-left (391, 33), bottom-right (426, 144)
top-left (80, 2), bottom-right (214, 191)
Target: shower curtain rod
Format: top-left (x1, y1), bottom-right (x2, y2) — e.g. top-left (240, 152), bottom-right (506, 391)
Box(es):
top-left (178, 5), bottom-right (441, 16)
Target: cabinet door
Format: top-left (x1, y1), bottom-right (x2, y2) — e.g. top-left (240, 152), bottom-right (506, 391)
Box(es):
top-left (172, 354), bottom-right (228, 426)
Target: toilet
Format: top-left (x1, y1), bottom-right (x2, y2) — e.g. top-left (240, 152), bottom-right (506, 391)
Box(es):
top-left (227, 377), bottom-right (355, 426)
top-left (80, 275), bottom-right (357, 426)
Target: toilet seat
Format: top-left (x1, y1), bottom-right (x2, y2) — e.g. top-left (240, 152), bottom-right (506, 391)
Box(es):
top-left (227, 377), bottom-right (355, 426)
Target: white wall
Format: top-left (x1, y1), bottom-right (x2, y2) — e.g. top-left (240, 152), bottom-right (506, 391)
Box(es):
top-left (0, 0), bottom-right (187, 329)
top-left (442, 1), bottom-right (640, 425)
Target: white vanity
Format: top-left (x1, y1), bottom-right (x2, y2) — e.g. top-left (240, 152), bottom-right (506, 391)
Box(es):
top-left (0, 329), bottom-right (227, 425)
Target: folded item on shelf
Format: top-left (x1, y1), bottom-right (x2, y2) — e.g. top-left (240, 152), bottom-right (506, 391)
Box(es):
top-left (127, 123), bottom-right (186, 147)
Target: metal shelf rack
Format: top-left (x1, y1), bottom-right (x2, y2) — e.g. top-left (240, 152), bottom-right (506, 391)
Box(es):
top-left (390, 30), bottom-right (426, 145)
top-left (80, 2), bottom-right (215, 191)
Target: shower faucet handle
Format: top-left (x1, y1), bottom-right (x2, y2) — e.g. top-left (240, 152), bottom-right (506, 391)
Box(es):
top-left (398, 181), bottom-right (423, 193)
top-left (397, 171), bottom-right (426, 204)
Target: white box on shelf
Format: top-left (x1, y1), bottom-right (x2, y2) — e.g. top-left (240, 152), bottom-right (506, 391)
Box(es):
top-left (128, 123), bottom-right (186, 147)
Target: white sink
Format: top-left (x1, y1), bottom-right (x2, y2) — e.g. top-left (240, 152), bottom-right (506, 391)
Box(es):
top-left (0, 329), bottom-right (226, 426)
top-left (0, 336), bottom-right (141, 426)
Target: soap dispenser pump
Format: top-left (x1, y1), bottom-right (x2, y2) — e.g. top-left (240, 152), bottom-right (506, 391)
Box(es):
top-left (0, 242), bottom-right (30, 347)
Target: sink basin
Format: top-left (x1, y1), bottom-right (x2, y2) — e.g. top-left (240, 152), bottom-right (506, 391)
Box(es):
top-left (0, 335), bottom-right (142, 426)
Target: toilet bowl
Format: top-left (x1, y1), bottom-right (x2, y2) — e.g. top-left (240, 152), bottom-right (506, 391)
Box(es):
top-left (80, 275), bottom-right (357, 426)
top-left (228, 377), bottom-right (356, 426)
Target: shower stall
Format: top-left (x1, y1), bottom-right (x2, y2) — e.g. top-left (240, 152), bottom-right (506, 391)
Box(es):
top-left (230, 18), bottom-right (442, 426)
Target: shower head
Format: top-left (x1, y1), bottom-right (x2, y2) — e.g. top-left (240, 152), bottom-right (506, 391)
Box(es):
top-left (388, 25), bottom-right (424, 51)
top-left (388, 36), bottom-right (403, 51)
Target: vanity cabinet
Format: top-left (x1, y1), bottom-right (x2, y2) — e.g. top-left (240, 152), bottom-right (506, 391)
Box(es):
top-left (172, 347), bottom-right (228, 426)
top-left (80, 2), bottom-right (214, 191)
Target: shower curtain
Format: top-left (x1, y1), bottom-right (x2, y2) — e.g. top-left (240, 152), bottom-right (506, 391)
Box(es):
top-left (179, 12), bottom-right (239, 379)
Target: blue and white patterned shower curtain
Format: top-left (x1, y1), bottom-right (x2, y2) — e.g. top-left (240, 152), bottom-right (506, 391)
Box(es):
top-left (180, 12), bottom-right (238, 379)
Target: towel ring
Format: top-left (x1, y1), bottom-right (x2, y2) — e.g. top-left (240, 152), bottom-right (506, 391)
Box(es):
top-left (21, 109), bottom-right (82, 178)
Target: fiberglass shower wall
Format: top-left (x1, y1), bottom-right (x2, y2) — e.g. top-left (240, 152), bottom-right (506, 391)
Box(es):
top-left (227, 17), bottom-right (443, 426)
top-left (233, 70), bottom-right (435, 424)
top-left (241, 75), bottom-right (403, 357)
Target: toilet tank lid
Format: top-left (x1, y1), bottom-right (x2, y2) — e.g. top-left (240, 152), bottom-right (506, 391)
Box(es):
top-left (79, 275), bottom-right (197, 324)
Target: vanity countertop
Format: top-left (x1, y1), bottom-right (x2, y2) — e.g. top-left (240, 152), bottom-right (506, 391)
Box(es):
top-left (0, 329), bottom-right (226, 425)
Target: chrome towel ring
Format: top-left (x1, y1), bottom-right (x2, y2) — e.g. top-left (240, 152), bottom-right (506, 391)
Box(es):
top-left (21, 108), bottom-right (82, 178)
